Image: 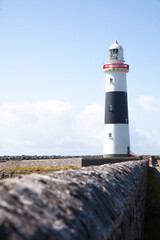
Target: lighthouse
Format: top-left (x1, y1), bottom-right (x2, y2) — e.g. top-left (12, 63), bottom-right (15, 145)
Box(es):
top-left (103, 41), bottom-right (130, 157)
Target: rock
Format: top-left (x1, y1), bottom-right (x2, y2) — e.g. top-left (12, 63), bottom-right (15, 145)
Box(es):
top-left (0, 160), bottom-right (148, 240)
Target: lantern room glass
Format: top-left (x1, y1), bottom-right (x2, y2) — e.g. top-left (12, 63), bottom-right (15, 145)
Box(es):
top-left (110, 49), bottom-right (118, 60)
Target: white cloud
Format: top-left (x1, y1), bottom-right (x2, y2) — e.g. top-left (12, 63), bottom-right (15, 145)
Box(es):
top-left (76, 104), bottom-right (104, 145)
top-left (138, 95), bottom-right (160, 113)
top-left (0, 100), bottom-right (72, 125)
top-left (129, 119), bottom-right (160, 155)
top-left (0, 100), bottom-right (73, 154)
top-left (129, 95), bottom-right (160, 154)
top-left (0, 101), bottom-right (104, 155)
top-left (0, 98), bottom-right (159, 156)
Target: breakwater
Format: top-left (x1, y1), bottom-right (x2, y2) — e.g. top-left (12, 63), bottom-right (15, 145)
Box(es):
top-left (0, 160), bottom-right (148, 240)
top-left (0, 155), bottom-right (141, 169)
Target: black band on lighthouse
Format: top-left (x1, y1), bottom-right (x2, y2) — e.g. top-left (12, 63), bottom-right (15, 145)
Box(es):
top-left (104, 91), bottom-right (129, 124)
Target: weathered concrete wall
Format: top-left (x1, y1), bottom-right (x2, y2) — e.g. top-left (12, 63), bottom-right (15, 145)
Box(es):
top-left (0, 158), bottom-right (82, 169)
top-left (0, 160), bottom-right (148, 240)
top-left (0, 156), bottom-right (141, 169)
top-left (82, 157), bottom-right (141, 166)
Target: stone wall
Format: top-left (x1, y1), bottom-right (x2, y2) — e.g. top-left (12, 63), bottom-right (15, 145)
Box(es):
top-left (0, 160), bottom-right (148, 240)
top-left (0, 156), bottom-right (141, 169)
top-left (0, 158), bottom-right (82, 169)
top-left (0, 155), bottom-right (104, 162)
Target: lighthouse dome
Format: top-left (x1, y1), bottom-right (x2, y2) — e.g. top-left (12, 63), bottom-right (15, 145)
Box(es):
top-left (109, 40), bottom-right (123, 50)
top-left (108, 40), bottom-right (124, 62)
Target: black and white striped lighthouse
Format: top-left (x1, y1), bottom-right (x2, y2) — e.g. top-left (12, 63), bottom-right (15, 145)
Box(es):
top-left (103, 41), bottom-right (130, 157)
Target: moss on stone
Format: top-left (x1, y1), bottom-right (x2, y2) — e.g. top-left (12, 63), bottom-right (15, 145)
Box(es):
top-left (0, 166), bottom-right (78, 179)
top-left (144, 167), bottom-right (160, 240)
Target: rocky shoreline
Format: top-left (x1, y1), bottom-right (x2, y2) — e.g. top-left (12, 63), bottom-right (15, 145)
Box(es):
top-left (0, 155), bottom-right (104, 162)
top-left (0, 154), bottom-right (158, 162)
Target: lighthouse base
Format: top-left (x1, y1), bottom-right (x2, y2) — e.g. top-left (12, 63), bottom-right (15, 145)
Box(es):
top-left (103, 124), bottom-right (130, 156)
top-left (103, 154), bottom-right (129, 157)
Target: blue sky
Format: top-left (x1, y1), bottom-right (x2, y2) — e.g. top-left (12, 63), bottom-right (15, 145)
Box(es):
top-left (0, 0), bottom-right (160, 155)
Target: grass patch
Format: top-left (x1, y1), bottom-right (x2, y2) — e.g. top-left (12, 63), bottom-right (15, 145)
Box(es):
top-left (144, 167), bottom-right (160, 240)
top-left (0, 166), bottom-right (78, 179)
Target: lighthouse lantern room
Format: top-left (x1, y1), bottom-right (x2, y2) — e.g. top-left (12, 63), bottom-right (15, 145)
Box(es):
top-left (103, 41), bottom-right (130, 157)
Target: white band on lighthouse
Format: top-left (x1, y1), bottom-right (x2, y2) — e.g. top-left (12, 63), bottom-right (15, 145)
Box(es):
top-left (103, 41), bottom-right (130, 157)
